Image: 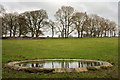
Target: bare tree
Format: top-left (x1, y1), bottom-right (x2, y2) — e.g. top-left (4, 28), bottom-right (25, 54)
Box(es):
top-left (1, 5), bottom-right (118, 38)
top-left (30, 10), bottom-right (48, 38)
top-left (82, 15), bottom-right (91, 37)
top-left (12, 12), bottom-right (19, 37)
top-left (104, 19), bottom-right (110, 37)
top-left (88, 14), bottom-right (99, 37)
top-left (22, 10), bottom-right (48, 38)
top-left (0, 4), bottom-right (6, 16)
top-left (99, 18), bottom-right (105, 37)
top-left (1, 4), bottom-right (6, 38)
top-left (18, 14), bottom-right (28, 37)
top-left (23, 11), bottom-right (34, 37)
top-left (92, 15), bottom-right (103, 37)
top-left (71, 12), bottom-right (87, 38)
top-left (44, 20), bottom-right (55, 38)
top-left (109, 21), bottom-right (117, 37)
top-left (2, 16), bottom-right (8, 37)
top-left (55, 6), bottom-right (74, 38)
top-left (4, 13), bottom-right (15, 37)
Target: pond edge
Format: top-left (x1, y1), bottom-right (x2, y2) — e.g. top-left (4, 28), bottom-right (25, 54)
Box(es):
top-left (5, 59), bottom-right (113, 73)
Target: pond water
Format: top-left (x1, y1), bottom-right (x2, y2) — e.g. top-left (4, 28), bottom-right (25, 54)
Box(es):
top-left (16, 61), bottom-right (105, 68)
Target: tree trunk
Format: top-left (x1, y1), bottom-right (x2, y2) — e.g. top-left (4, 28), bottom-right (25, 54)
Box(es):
top-left (78, 31), bottom-right (80, 38)
top-left (36, 30), bottom-right (39, 38)
top-left (65, 29), bottom-right (67, 38)
top-left (19, 32), bottom-right (21, 37)
top-left (110, 30), bottom-right (111, 37)
top-left (13, 33), bottom-right (15, 37)
top-left (31, 30), bottom-right (34, 37)
top-left (51, 26), bottom-right (54, 38)
top-left (86, 31), bottom-right (89, 37)
top-left (52, 30), bottom-right (54, 38)
top-left (100, 31), bottom-right (103, 37)
top-left (111, 31), bottom-right (113, 37)
top-left (67, 26), bottom-right (69, 38)
top-left (10, 30), bottom-right (12, 37)
top-left (81, 31), bottom-right (83, 38)
top-left (13, 30), bottom-right (16, 37)
top-left (61, 29), bottom-right (64, 38)
top-left (104, 30), bottom-right (107, 37)
top-left (114, 31), bottom-right (116, 37)
top-left (101, 34), bottom-right (102, 37)
top-left (32, 33), bottom-right (34, 37)
top-left (10, 19), bottom-right (12, 37)
top-left (36, 34), bottom-right (38, 38)
top-left (90, 31), bottom-right (92, 37)
top-left (98, 33), bottom-right (99, 38)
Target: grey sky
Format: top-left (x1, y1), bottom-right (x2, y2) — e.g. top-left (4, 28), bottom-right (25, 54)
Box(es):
top-left (0, 1), bottom-right (118, 37)
top-left (0, 2), bottom-right (118, 22)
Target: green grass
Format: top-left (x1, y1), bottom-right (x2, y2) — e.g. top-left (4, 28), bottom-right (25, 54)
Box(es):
top-left (2, 37), bottom-right (118, 78)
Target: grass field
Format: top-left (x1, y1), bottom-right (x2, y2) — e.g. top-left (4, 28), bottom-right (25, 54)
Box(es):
top-left (2, 37), bottom-right (118, 78)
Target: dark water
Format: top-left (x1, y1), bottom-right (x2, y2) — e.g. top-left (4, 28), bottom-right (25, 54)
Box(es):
top-left (16, 61), bottom-right (104, 68)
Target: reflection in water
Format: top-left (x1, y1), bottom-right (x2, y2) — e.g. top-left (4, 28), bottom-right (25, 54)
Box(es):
top-left (16, 61), bottom-right (104, 68)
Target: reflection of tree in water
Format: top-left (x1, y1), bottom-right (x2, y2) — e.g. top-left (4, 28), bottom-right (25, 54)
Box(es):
top-left (32, 63), bottom-right (34, 67)
top-left (52, 62), bottom-right (54, 68)
top-left (91, 63), bottom-right (93, 67)
top-left (78, 62), bottom-right (80, 68)
top-left (81, 62), bottom-right (83, 67)
top-left (86, 62), bottom-right (88, 67)
top-left (58, 61), bottom-right (61, 68)
top-left (19, 64), bottom-right (21, 66)
top-left (23, 64), bottom-right (28, 67)
top-left (64, 62), bottom-right (69, 68)
top-left (94, 62), bottom-right (97, 66)
top-left (17, 61), bottom-right (104, 68)
top-left (38, 63), bottom-right (44, 68)
top-left (36, 63), bottom-right (38, 67)
top-left (20, 64), bottom-right (23, 67)
top-left (97, 62), bottom-right (100, 66)
top-left (68, 62), bottom-right (69, 68)
top-left (61, 62), bottom-right (64, 68)
top-left (33, 63), bottom-right (44, 68)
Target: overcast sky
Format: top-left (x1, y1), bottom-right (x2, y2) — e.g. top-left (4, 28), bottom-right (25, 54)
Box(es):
top-left (0, 0), bottom-right (119, 37)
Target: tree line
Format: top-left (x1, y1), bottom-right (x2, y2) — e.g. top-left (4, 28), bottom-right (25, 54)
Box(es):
top-left (1, 5), bottom-right (117, 38)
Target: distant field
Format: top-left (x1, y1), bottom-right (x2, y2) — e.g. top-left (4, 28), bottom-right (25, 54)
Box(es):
top-left (2, 37), bottom-right (118, 78)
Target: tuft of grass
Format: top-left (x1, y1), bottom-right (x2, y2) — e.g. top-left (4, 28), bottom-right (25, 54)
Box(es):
top-left (22, 68), bottom-right (54, 73)
top-left (100, 66), bottom-right (112, 70)
top-left (87, 67), bottom-right (97, 71)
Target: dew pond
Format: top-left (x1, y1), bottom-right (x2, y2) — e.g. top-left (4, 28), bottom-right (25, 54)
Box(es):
top-left (16, 60), bottom-right (105, 68)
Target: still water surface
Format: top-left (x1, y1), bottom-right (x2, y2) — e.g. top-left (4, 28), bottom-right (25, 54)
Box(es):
top-left (16, 61), bottom-right (104, 68)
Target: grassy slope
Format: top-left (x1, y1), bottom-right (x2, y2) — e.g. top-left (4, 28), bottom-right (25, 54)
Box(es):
top-left (2, 37), bottom-right (118, 78)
